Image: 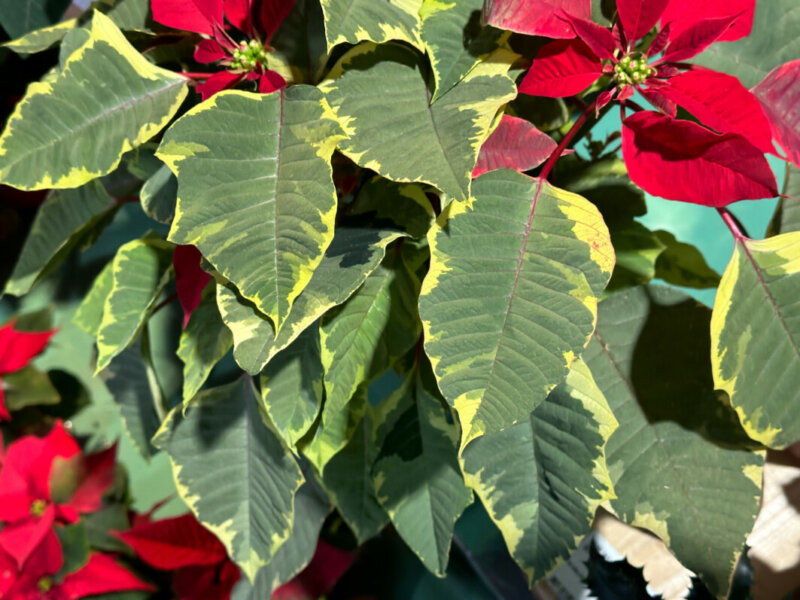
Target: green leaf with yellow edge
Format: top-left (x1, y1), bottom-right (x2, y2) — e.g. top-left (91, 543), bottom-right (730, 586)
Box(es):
top-left (420, 0), bottom-right (505, 102)
top-left (127, 147), bottom-right (177, 225)
top-left (238, 476), bottom-right (331, 598)
top-left (319, 400), bottom-right (389, 544)
top-left (461, 359), bottom-right (617, 585)
top-left (0, 11), bottom-right (188, 191)
top-left (152, 376), bottom-right (304, 582)
top-left (321, 43), bottom-right (517, 206)
top-left (419, 170), bottom-right (614, 450)
top-left (260, 326), bottom-right (324, 449)
top-left (319, 0), bottom-right (424, 53)
top-left (158, 87), bottom-right (343, 333)
top-left (372, 361), bottom-right (472, 577)
top-left (4, 180), bottom-right (118, 297)
top-left (711, 232), bottom-right (800, 449)
top-left (177, 289), bottom-right (233, 405)
top-left (320, 246), bottom-right (420, 425)
top-left (94, 236), bottom-right (173, 373)
top-left (584, 286), bottom-right (764, 597)
top-left (73, 260), bottom-right (114, 337)
top-left (3, 19), bottom-right (77, 54)
top-left (217, 228), bottom-right (405, 374)
top-left (768, 163), bottom-right (800, 236)
top-left (653, 230), bottom-right (720, 289)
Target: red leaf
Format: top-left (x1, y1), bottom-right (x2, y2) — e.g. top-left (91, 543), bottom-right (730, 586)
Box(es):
top-left (0, 385), bottom-right (8, 421)
top-left (0, 503), bottom-right (55, 569)
top-left (173, 562), bottom-right (241, 600)
top-left (661, 13), bottom-right (742, 62)
top-left (24, 528), bottom-right (63, 579)
top-left (116, 513), bottom-right (229, 570)
top-left (640, 84), bottom-right (677, 117)
top-left (259, 69), bottom-right (287, 94)
top-left (151, 0), bottom-right (225, 35)
top-left (0, 548), bottom-right (16, 597)
top-left (60, 553), bottom-right (154, 599)
top-left (259, 0), bottom-right (295, 41)
top-left (272, 540), bottom-right (357, 600)
top-left (646, 21), bottom-right (671, 56)
top-left (658, 70), bottom-right (774, 153)
top-left (0, 321), bottom-right (55, 374)
top-left (62, 443), bottom-right (118, 514)
top-left (173, 245), bottom-right (212, 328)
top-left (622, 111), bottom-right (777, 206)
top-left (564, 14), bottom-right (618, 60)
top-left (617, 0), bottom-right (670, 43)
top-left (519, 39), bottom-right (602, 98)
top-left (224, 0), bottom-right (253, 34)
top-left (473, 114), bottom-right (559, 177)
top-left (752, 60), bottom-right (800, 169)
top-left (660, 0), bottom-right (754, 42)
top-left (194, 38), bottom-right (229, 64)
top-left (483, 0), bottom-right (591, 39)
top-left (196, 70), bottom-right (244, 100)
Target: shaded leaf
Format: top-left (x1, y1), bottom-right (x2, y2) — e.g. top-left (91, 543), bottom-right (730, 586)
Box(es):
top-left (653, 230), bottom-right (720, 289)
top-left (769, 163), bottom-right (800, 236)
top-left (158, 86), bottom-right (343, 332)
top-left (2, 366), bottom-right (60, 411)
top-left (348, 178), bottom-right (434, 239)
top-left (711, 232), bottom-right (800, 448)
top-left (419, 169), bottom-right (613, 449)
top-left (462, 359), bottom-right (616, 584)
top-left (260, 326), bottom-right (323, 449)
top-left (320, 248), bottom-right (420, 424)
top-left (153, 377), bottom-right (304, 581)
top-left (177, 289), bottom-right (233, 405)
top-left (0, 12), bottom-right (187, 190)
top-left (322, 43), bottom-right (516, 206)
top-left (373, 362), bottom-right (472, 576)
top-left (583, 286), bottom-right (763, 597)
top-left (607, 221), bottom-right (665, 291)
top-left (4, 181), bottom-right (117, 296)
top-left (217, 228), bottom-right (404, 374)
top-left (0, 0), bottom-right (71, 38)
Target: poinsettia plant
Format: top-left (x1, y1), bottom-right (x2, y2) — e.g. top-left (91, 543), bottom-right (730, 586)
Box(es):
top-left (1, 0), bottom-right (800, 597)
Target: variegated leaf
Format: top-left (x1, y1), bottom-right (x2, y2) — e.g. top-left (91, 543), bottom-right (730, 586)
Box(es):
top-left (584, 286), bottom-right (764, 597)
top-left (158, 87), bottom-right (343, 333)
top-left (461, 359), bottom-right (616, 584)
top-left (419, 170), bottom-right (614, 449)
top-left (4, 181), bottom-right (118, 296)
top-left (711, 232), bottom-right (800, 448)
top-left (0, 12), bottom-right (187, 190)
top-left (320, 0), bottom-right (424, 52)
top-left (321, 43), bottom-right (517, 206)
top-left (260, 326), bottom-right (324, 449)
top-left (153, 377), bottom-right (304, 581)
top-left (217, 228), bottom-right (405, 374)
top-left (372, 362), bottom-right (472, 576)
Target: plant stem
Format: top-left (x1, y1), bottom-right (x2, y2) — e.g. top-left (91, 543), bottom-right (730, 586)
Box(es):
top-left (151, 292), bottom-right (178, 316)
top-left (717, 207), bottom-right (750, 240)
top-left (181, 71), bottom-right (214, 81)
top-left (540, 100), bottom-right (597, 182)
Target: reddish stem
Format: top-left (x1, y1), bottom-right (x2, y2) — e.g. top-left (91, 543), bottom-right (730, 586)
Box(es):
top-left (717, 207), bottom-right (748, 240)
top-left (181, 72), bottom-right (214, 81)
top-left (539, 100), bottom-right (597, 182)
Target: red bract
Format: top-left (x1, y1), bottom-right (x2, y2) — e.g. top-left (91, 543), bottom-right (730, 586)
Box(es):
top-left (3, 530), bottom-right (153, 600)
top-left (482, 0), bottom-right (591, 39)
top-left (473, 114), bottom-right (561, 177)
top-left (0, 321), bottom-right (56, 421)
top-left (151, 0), bottom-right (291, 100)
top-left (0, 423), bottom-right (116, 569)
top-left (752, 60), bottom-right (800, 169)
top-left (116, 512), bottom-right (240, 600)
top-left (173, 245), bottom-right (212, 328)
top-left (517, 0), bottom-right (778, 206)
